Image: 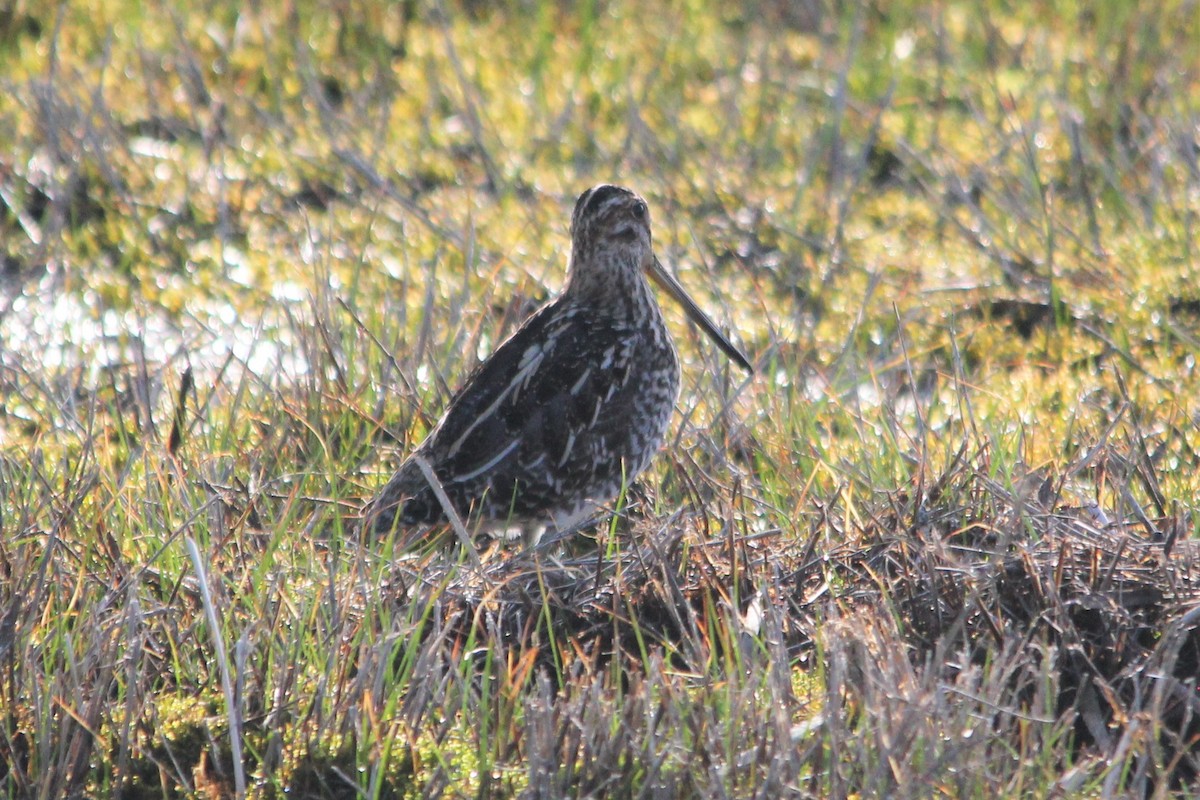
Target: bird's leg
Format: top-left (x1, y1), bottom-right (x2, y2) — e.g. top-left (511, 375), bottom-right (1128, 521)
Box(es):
top-left (520, 523), bottom-right (546, 550)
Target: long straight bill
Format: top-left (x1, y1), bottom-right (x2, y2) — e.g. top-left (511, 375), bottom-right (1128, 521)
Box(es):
top-left (647, 256), bottom-right (753, 374)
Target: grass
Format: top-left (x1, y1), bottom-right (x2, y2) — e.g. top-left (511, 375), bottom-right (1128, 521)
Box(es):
top-left (2, 0), bottom-right (1199, 797)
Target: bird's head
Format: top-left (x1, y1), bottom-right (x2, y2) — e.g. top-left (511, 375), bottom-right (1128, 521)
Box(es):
top-left (566, 184), bottom-right (753, 374)
top-left (569, 184), bottom-right (654, 273)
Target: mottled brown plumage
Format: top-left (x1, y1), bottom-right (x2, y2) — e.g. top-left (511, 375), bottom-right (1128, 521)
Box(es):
top-left (363, 185), bottom-right (751, 547)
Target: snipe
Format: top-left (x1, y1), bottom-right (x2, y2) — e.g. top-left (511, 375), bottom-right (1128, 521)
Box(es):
top-left (363, 184), bottom-right (752, 548)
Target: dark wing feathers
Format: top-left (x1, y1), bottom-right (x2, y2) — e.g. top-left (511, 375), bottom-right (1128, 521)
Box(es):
top-left (422, 301), bottom-right (563, 480)
top-left (423, 301), bottom-right (638, 496)
top-left (367, 298), bottom-right (658, 536)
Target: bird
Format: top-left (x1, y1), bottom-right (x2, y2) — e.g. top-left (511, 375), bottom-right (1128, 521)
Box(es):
top-left (363, 184), bottom-right (752, 549)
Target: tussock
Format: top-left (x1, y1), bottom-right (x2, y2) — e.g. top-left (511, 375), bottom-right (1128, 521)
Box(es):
top-left (383, 509), bottom-right (803, 677)
top-left (823, 453), bottom-right (1200, 789)
top-left (392, 449), bottom-right (1200, 792)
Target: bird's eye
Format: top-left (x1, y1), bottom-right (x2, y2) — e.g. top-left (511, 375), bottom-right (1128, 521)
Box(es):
top-left (631, 200), bottom-right (648, 220)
